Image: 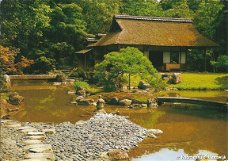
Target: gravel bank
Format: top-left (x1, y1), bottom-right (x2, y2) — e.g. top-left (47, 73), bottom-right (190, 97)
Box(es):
top-left (0, 125), bottom-right (25, 160)
top-left (27, 113), bottom-right (153, 161)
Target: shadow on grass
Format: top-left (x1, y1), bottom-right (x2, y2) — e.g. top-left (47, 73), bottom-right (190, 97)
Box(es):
top-left (215, 76), bottom-right (228, 89)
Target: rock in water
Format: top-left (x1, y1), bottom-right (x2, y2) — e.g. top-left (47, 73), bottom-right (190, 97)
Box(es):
top-left (119, 99), bottom-right (132, 106)
top-left (26, 113), bottom-right (163, 160)
top-left (8, 92), bottom-right (24, 105)
top-left (108, 97), bottom-right (119, 105)
top-left (107, 149), bottom-right (129, 160)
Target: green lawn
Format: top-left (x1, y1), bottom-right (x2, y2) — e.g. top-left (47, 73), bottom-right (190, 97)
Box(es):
top-left (170, 73), bottom-right (228, 90)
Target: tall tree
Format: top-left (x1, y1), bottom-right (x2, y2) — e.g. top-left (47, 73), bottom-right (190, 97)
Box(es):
top-left (47, 2), bottom-right (87, 67)
top-left (0, 0), bottom-right (88, 72)
top-left (0, 0), bottom-right (52, 54)
top-left (77, 0), bottom-right (121, 34)
top-left (194, 0), bottom-right (224, 39)
top-left (164, 0), bottom-right (193, 18)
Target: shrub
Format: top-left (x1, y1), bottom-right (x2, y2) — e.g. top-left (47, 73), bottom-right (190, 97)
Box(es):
top-left (94, 47), bottom-right (165, 91)
top-left (74, 81), bottom-right (100, 94)
top-left (74, 81), bottom-right (90, 91)
top-left (211, 55), bottom-right (228, 72)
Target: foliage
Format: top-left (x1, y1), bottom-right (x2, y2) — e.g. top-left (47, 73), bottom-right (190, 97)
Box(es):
top-left (0, 45), bottom-right (34, 74)
top-left (160, 0), bottom-right (202, 11)
top-left (0, 0), bottom-right (226, 73)
top-left (120, 0), bottom-right (163, 17)
top-left (211, 55), bottom-right (228, 72)
top-left (94, 47), bottom-right (163, 91)
top-left (48, 3), bottom-right (87, 63)
top-left (0, 0), bottom-right (88, 73)
top-left (0, 0), bottom-right (52, 53)
top-left (185, 49), bottom-right (204, 71)
top-left (77, 0), bottom-right (121, 34)
top-left (74, 81), bottom-right (90, 91)
top-left (164, 0), bottom-right (193, 18)
top-left (170, 73), bottom-right (228, 90)
top-left (194, 0), bottom-right (224, 39)
top-left (74, 80), bottom-right (100, 93)
top-left (30, 56), bottom-right (55, 74)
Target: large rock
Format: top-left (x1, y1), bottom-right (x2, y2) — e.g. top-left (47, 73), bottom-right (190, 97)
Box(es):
top-left (108, 97), bottom-right (119, 105)
top-left (119, 99), bottom-right (132, 106)
top-left (169, 73), bottom-right (181, 84)
top-left (147, 129), bottom-right (163, 135)
top-left (76, 89), bottom-right (86, 96)
top-left (138, 81), bottom-right (150, 90)
top-left (147, 98), bottom-right (158, 108)
top-left (145, 129), bottom-right (163, 138)
top-left (77, 98), bottom-right (94, 105)
top-left (56, 74), bottom-right (67, 82)
top-left (8, 92), bottom-right (24, 105)
top-left (129, 104), bottom-right (144, 109)
top-left (75, 96), bottom-right (84, 101)
top-left (107, 149), bottom-right (129, 161)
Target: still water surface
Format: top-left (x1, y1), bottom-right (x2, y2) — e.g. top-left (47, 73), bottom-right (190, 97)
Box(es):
top-left (11, 80), bottom-right (228, 160)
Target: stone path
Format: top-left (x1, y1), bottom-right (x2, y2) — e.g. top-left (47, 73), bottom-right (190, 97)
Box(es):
top-left (1, 119), bottom-right (56, 161)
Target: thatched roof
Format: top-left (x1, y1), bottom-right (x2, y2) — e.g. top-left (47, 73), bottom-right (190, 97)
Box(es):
top-left (91, 15), bottom-right (218, 48)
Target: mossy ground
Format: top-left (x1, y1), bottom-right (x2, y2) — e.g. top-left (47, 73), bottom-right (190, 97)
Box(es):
top-left (169, 73), bottom-right (228, 90)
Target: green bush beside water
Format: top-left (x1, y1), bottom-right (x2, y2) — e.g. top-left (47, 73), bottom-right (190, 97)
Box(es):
top-left (74, 81), bottom-right (101, 94)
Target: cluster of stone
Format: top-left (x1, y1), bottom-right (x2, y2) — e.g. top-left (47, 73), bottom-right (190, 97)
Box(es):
top-left (27, 113), bottom-right (162, 161)
top-left (0, 114), bottom-right (163, 161)
top-left (108, 97), bottom-right (158, 109)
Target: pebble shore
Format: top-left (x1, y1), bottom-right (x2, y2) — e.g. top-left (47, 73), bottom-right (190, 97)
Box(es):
top-left (1, 113), bottom-right (162, 161)
top-left (0, 125), bottom-right (25, 160)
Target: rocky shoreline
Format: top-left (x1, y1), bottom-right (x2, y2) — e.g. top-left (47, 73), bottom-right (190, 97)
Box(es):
top-left (1, 112), bottom-right (162, 161)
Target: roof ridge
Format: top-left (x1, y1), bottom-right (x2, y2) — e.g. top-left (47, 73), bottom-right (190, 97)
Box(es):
top-left (115, 15), bottom-right (193, 23)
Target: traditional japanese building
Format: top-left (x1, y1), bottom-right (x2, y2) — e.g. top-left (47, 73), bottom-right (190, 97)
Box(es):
top-left (76, 15), bottom-right (218, 71)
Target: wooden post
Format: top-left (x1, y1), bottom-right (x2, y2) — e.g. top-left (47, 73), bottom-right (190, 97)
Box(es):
top-left (204, 48), bottom-right (207, 72)
top-left (128, 73), bottom-right (131, 91)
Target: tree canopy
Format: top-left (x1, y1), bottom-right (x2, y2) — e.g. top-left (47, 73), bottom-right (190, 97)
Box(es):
top-left (0, 0), bottom-right (226, 73)
top-left (0, 45), bottom-right (33, 74)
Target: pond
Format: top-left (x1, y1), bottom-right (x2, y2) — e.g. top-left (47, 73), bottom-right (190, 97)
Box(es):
top-left (11, 80), bottom-right (228, 160)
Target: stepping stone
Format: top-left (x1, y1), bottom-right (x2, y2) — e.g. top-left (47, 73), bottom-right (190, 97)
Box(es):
top-left (1, 119), bottom-right (13, 124)
top-left (21, 128), bottom-right (38, 133)
top-left (4, 123), bottom-right (21, 128)
top-left (21, 159), bottom-right (50, 161)
top-left (19, 126), bottom-right (34, 130)
top-left (29, 146), bottom-right (52, 153)
top-left (24, 144), bottom-right (52, 150)
top-left (42, 129), bottom-right (56, 134)
top-left (4, 120), bottom-right (18, 124)
top-left (27, 132), bottom-right (45, 136)
top-left (25, 153), bottom-right (55, 160)
top-left (26, 136), bottom-right (46, 140)
top-left (23, 140), bottom-right (43, 145)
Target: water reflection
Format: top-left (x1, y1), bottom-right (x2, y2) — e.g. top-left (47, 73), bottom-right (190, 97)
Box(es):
top-left (133, 148), bottom-right (220, 161)
top-left (11, 80), bottom-right (228, 160)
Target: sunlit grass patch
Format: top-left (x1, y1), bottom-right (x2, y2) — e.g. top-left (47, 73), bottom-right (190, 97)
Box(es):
top-left (170, 73), bottom-right (228, 90)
